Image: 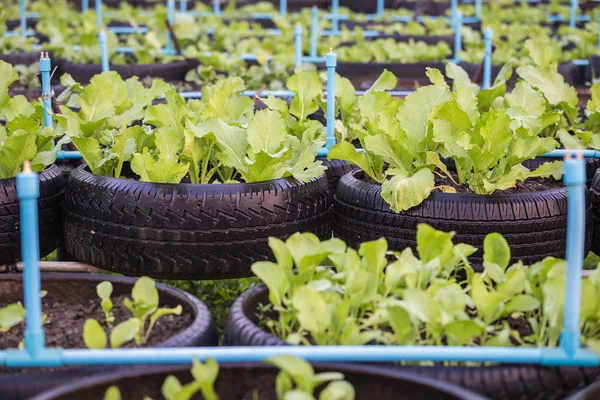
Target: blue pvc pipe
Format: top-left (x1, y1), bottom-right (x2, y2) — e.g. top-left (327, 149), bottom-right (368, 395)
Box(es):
top-left (213, 0), bottom-right (221, 17)
top-left (331, 0), bottom-right (339, 35)
top-left (81, 0), bottom-right (88, 13)
top-left (377, 0), bottom-right (384, 18)
top-left (95, 0), bottom-right (102, 27)
top-left (17, 167), bottom-right (45, 358)
top-left (450, 0), bottom-right (458, 29)
top-left (326, 52), bottom-right (336, 151)
top-left (294, 24), bottom-right (303, 68)
top-left (40, 55), bottom-right (52, 128)
top-left (56, 151), bottom-right (83, 160)
top-left (2, 346), bottom-right (600, 368)
top-left (561, 155), bottom-right (586, 356)
top-left (98, 30), bottom-right (109, 72)
top-left (165, 0), bottom-right (175, 54)
top-left (453, 12), bottom-right (463, 63)
top-left (540, 150), bottom-right (600, 158)
top-left (20, 0), bottom-right (26, 37)
top-left (310, 6), bottom-right (318, 58)
top-left (475, 0), bottom-right (482, 20)
top-left (280, 0), bottom-right (287, 16)
top-left (108, 26), bottom-right (149, 34)
top-left (180, 0), bottom-right (186, 13)
top-left (482, 28), bottom-right (493, 90)
top-left (570, 0), bottom-right (578, 28)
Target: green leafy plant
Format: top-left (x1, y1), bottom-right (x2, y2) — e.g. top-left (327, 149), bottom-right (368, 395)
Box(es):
top-left (103, 355), bottom-right (353, 400)
top-left (0, 60), bottom-right (67, 178)
top-left (252, 225), bottom-right (600, 350)
top-left (83, 277), bottom-right (182, 349)
top-left (64, 71), bottom-right (326, 185)
top-left (329, 62), bottom-right (562, 212)
top-left (335, 38), bottom-right (451, 64)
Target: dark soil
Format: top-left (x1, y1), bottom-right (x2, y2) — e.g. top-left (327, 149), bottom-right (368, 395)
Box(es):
top-left (434, 172), bottom-right (565, 194)
top-left (0, 278), bottom-right (192, 373)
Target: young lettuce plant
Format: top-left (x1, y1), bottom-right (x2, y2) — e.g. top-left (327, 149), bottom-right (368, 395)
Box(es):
top-left (103, 355), bottom-right (353, 400)
top-left (0, 60), bottom-right (68, 178)
top-left (329, 62), bottom-right (562, 213)
top-left (253, 224), bottom-right (600, 350)
top-left (83, 277), bottom-right (182, 349)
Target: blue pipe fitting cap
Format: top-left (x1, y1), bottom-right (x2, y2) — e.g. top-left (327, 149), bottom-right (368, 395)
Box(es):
top-left (98, 30), bottom-right (107, 42)
top-left (563, 154), bottom-right (586, 186)
top-left (294, 23), bottom-right (303, 35)
top-left (326, 51), bottom-right (336, 67)
top-left (39, 53), bottom-right (51, 72)
top-left (484, 27), bottom-right (493, 40)
top-left (16, 163), bottom-right (39, 200)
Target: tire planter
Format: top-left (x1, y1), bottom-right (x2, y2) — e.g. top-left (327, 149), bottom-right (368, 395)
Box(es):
top-left (31, 362), bottom-right (485, 400)
top-left (566, 380), bottom-right (600, 399)
top-left (58, 60), bottom-right (193, 84)
top-left (63, 165), bottom-right (332, 279)
top-left (0, 51), bottom-right (40, 67)
top-left (336, 61), bottom-right (446, 90)
top-left (523, 157), bottom-right (600, 185)
top-left (333, 170), bottom-right (592, 266)
top-left (459, 62), bottom-right (583, 86)
top-left (588, 170), bottom-right (600, 254)
top-left (319, 157), bottom-right (355, 204)
top-left (226, 284), bottom-right (600, 400)
top-left (0, 272), bottom-right (218, 400)
top-left (8, 85), bottom-right (65, 102)
top-left (0, 164), bottom-right (65, 266)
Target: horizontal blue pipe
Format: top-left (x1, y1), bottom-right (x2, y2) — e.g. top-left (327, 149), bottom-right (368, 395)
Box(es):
top-left (178, 89), bottom-right (414, 100)
top-left (56, 151), bottom-right (83, 160)
top-left (541, 150), bottom-right (600, 158)
top-left (3, 29), bottom-right (35, 37)
top-left (573, 59), bottom-right (590, 66)
top-left (108, 26), bottom-right (148, 34)
top-left (2, 346), bottom-right (600, 368)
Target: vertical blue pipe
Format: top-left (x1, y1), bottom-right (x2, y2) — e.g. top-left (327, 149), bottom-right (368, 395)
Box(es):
top-left (326, 51), bottom-right (336, 151)
top-left (561, 153), bottom-right (586, 356)
top-left (294, 24), bottom-right (303, 68)
top-left (95, 0), bottom-right (102, 27)
top-left (98, 30), bottom-right (109, 72)
top-left (450, 0), bottom-right (458, 29)
top-left (482, 28), bottom-right (493, 90)
top-left (310, 6), bottom-right (318, 58)
top-left (20, 0), bottom-right (26, 37)
top-left (598, 10), bottom-right (600, 49)
top-left (331, 0), bottom-right (339, 35)
top-left (180, 0), bottom-right (187, 13)
top-left (377, 0), bottom-right (384, 18)
top-left (280, 0), bottom-right (287, 16)
top-left (81, 0), bottom-right (88, 13)
top-left (570, 0), bottom-right (578, 28)
top-left (475, 0), bottom-right (482, 21)
top-left (453, 12), bottom-right (462, 63)
top-left (213, 0), bottom-right (221, 17)
top-left (18, 163), bottom-right (45, 358)
top-left (166, 0), bottom-right (175, 53)
top-left (40, 54), bottom-right (52, 128)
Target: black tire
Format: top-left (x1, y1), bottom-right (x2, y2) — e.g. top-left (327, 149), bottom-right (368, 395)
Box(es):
top-left (0, 273), bottom-right (218, 400)
top-left (0, 51), bottom-right (40, 67)
top-left (333, 170), bottom-right (592, 266)
top-left (226, 285), bottom-right (600, 400)
top-left (58, 60), bottom-right (193, 84)
top-left (588, 170), bottom-right (600, 253)
top-left (64, 165), bottom-right (332, 279)
top-left (319, 157), bottom-right (355, 204)
top-left (0, 164), bottom-right (65, 265)
top-left (30, 363), bottom-right (485, 400)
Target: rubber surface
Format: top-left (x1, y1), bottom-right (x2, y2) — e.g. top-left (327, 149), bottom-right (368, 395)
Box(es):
top-left (58, 60), bottom-right (193, 83)
top-left (0, 164), bottom-right (65, 265)
top-left (63, 165), bottom-right (332, 279)
top-left (0, 51), bottom-right (40, 67)
top-left (0, 273), bottom-right (218, 400)
top-left (588, 170), bottom-right (600, 254)
top-left (226, 285), bottom-right (600, 400)
top-left (333, 170), bottom-right (592, 266)
top-left (319, 158), bottom-right (355, 204)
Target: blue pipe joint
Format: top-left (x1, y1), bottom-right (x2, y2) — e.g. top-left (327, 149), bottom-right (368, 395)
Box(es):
top-left (17, 170), bottom-right (39, 200)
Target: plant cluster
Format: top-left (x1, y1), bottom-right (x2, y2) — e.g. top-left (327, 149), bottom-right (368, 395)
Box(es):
top-left (335, 38), bottom-right (451, 64)
top-left (329, 60), bottom-right (562, 212)
top-left (58, 70), bottom-right (326, 184)
top-left (0, 61), bottom-right (66, 178)
top-left (83, 277), bottom-right (182, 349)
top-left (253, 225), bottom-right (600, 351)
top-left (103, 355), bottom-right (355, 400)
